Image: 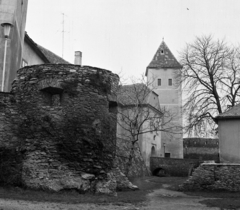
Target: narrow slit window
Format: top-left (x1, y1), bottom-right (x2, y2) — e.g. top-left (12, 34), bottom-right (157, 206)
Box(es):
top-left (168, 79), bottom-right (172, 86)
top-left (158, 79), bottom-right (161, 86)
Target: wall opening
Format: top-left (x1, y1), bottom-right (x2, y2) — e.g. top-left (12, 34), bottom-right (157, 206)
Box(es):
top-left (152, 167), bottom-right (166, 176)
top-left (109, 101), bottom-right (118, 113)
top-left (168, 79), bottom-right (172, 86)
top-left (165, 152), bottom-right (171, 158)
top-left (40, 87), bottom-right (64, 106)
top-left (151, 146), bottom-right (156, 156)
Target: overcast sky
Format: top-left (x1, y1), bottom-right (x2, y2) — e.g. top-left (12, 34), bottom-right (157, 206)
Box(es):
top-left (26, 0), bottom-right (240, 79)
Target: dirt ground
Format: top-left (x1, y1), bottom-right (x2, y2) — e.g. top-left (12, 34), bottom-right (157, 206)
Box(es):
top-left (0, 177), bottom-right (239, 209)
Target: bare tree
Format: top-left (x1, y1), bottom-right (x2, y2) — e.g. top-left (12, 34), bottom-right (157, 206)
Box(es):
top-left (178, 35), bottom-right (240, 136)
top-left (116, 76), bottom-right (181, 175)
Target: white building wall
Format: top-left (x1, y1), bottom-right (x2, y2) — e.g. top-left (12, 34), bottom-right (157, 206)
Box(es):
top-left (219, 120), bottom-right (240, 163)
top-left (147, 68), bottom-right (183, 158)
top-left (22, 41), bottom-right (45, 66)
top-left (141, 122), bottom-right (161, 168)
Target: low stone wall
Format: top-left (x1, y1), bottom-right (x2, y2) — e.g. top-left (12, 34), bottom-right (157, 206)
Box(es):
top-left (150, 157), bottom-right (201, 177)
top-left (181, 163), bottom-right (240, 191)
top-left (183, 138), bottom-right (219, 162)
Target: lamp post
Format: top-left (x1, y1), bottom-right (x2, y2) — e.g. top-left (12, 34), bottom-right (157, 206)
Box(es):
top-left (163, 143), bottom-right (166, 157)
top-left (1, 22), bottom-right (13, 92)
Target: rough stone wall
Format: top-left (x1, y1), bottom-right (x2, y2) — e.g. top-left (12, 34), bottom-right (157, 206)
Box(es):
top-left (181, 163), bottom-right (240, 191)
top-left (183, 138), bottom-right (219, 161)
top-left (150, 157), bottom-right (201, 177)
top-left (0, 93), bottom-right (20, 148)
top-left (116, 138), bottom-right (149, 178)
top-left (0, 64), bottom-right (122, 192)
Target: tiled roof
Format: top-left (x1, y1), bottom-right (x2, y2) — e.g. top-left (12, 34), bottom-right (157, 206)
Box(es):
top-left (117, 83), bottom-right (151, 106)
top-left (38, 45), bottom-right (70, 64)
top-left (216, 103), bottom-right (240, 121)
top-left (146, 41), bottom-right (182, 75)
top-left (24, 33), bottom-right (50, 63)
top-left (24, 32), bottom-right (69, 64)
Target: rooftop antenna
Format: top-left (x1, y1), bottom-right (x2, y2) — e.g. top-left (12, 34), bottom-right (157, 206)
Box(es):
top-left (61, 13), bottom-right (66, 58)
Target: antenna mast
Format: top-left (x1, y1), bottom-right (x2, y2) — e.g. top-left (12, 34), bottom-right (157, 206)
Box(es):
top-left (62, 13), bottom-right (65, 58)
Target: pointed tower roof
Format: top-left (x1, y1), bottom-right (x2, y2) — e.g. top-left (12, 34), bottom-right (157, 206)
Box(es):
top-left (146, 40), bottom-right (182, 76)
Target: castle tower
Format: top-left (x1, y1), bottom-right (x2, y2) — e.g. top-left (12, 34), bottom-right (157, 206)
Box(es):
top-left (146, 40), bottom-right (183, 158)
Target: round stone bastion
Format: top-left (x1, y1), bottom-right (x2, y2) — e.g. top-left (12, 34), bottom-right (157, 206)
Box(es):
top-left (0, 64), bottom-right (122, 193)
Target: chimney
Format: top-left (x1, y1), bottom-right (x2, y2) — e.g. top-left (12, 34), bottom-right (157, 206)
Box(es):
top-left (74, 51), bottom-right (82, 65)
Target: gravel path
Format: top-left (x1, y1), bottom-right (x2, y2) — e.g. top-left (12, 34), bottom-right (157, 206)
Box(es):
top-left (0, 183), bottom-right (222, 210)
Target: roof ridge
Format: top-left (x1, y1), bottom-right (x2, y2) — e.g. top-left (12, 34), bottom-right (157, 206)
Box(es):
top-left (161, 41), bottom-right (180, 66)
top-left (24, 32), bottom-right (50, 63)
top-left (25, 32), bottom-right (70, 64)
top-left (37, 45), bottom-right (70, 64)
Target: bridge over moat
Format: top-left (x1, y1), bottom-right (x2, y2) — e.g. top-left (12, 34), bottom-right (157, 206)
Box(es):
top-left (150, 157), bottom-right (200, 177)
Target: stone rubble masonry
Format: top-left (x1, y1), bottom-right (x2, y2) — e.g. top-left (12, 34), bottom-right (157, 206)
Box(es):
top-left (180, 163), bottom-right (240, 191)
top-left (0, 64), bottom-right (137, 194)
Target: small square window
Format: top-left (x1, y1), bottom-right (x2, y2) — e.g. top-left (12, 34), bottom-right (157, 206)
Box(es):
top-left (168, 79), bottom-right (172, 86)
top-left (158, 79), bottom-right (161, 86)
